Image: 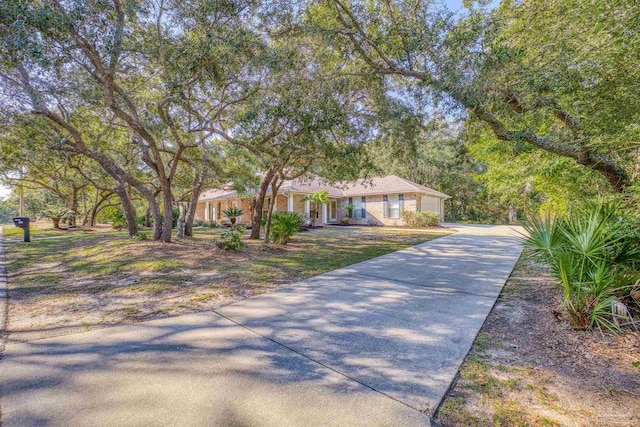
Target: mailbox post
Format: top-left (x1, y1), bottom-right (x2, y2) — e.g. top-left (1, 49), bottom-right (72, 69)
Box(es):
top-left (12, 217), bottom-right (30, 242)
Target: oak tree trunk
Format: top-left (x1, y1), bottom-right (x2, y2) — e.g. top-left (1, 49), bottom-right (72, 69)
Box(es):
top-left (185, 139), bottom-right (210, 237)
top-left (114, 182), bottom-right (138, 236)
top-left (150, 201), bottom-right (162, 240)
top-left (264, 178), bottom-right (280, 243)
top-left (249, 167), bottom-right (276, 239)
top-left (69, 188), bottom-right (78, 226)
top-left (88, 192), bottom-right (111, 227)
top-left (160, 187), bottom-right (174, 242)
top-left (177, 203), bottom-right (186, 238)
top-left (145, 206), bottom-right (151, 227)
top-left (508, 202), bottom-right (517, 223)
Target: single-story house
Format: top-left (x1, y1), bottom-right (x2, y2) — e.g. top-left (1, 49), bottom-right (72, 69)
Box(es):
top-left (195, 175), bottom-right (451, 227)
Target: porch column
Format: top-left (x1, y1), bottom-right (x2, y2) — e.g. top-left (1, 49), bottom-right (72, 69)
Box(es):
top-left (288, 193), bottom-right (294, 212)
top-left (322, 203), bottom-right (328, 224)
top-left (204, 202), bottom-right (209, 222)
top-left (305, 199), bottom-right (310, 217)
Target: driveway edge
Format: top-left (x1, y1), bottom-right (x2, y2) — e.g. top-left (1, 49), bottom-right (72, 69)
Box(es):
top-left (428, 249), bottom-right (524, 426)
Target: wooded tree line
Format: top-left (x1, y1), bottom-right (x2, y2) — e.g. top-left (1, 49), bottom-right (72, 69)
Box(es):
top-left (1, 0), bottom-right (637, 237)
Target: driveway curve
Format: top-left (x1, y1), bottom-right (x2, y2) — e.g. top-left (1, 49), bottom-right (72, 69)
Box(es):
top-left (0, 224), bottom-right (522, 426)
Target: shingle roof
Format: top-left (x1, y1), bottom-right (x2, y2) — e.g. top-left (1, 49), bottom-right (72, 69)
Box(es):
top-left (199, 188), bottom-right (238, 201)
top-left (199, 174), bottom-right (450, 201)
top-left (341, 176), bottom-right (451, 198)
top-left (280, 177), bottom-right (344, 198)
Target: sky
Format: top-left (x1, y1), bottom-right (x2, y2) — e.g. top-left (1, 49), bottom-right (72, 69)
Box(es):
top-left (445, 0), bottom-right (466, 9)
top-left (445, 0), bottom-right (500, 13)
top-left (0, 184), bottom-right (9, 200)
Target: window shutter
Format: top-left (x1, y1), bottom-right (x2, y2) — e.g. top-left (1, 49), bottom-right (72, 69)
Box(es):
top-left (399, 194), bottom-right (404, 213)
top-left (361, 196), bottom-right (366, 218)
top-left (383, 195), bottom-right (388, 218)
top-left (348, 197), bottom-right (353, 218)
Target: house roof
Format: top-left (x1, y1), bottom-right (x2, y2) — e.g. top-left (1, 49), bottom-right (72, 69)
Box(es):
top-left (199, 174), bottom-right (450, 201)
top-left (199, 183), bottom-right (238, 201)
top-left (199, 188), bottom-right (237, 201)
top-left (340, 176), bottom-right (451, 199)
top-left (280, 177), bottom-right (345, 198)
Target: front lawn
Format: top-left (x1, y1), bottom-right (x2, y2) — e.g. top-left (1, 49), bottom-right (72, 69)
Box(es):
top-left (1, 221), bottom-right (117, 239)
top-left (2, 225), bottom-right (447, 342)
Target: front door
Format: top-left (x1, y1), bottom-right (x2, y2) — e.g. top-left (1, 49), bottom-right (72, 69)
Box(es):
top-left (330, 200), bottom-right (337, 222)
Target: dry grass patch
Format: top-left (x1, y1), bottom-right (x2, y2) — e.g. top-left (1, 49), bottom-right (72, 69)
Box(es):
top-left (436, 254), bottom-right (640, 427)
top-left (3, 225), bottom-right (446, 342)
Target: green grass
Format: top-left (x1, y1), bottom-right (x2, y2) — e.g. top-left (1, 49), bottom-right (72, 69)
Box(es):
top-left (472, 332), bottom-right (492, 352)
top-left (460, 358), bottom-right (504, 399)
top-left (2, 225), bottom-right (447, 336)
top-left (1, 222), bottom-right (120, 239)
top-left (201, 226), bottom-right (447, 286)
top-left (191, 293), bottom-right (218, 303)
top-left (437, 398), bottom-right (484, 426)
top-left (4, 226), bottom-right (447, 288)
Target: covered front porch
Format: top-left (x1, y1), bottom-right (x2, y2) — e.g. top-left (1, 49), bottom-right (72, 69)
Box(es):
top-left (196, 192), bottom-right (340, 225)
top-left (288, 192), bottom-right (341, 225)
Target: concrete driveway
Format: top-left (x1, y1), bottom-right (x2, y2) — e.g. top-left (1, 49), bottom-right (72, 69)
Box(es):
top-left (0, 224), bottom-right (522, 426)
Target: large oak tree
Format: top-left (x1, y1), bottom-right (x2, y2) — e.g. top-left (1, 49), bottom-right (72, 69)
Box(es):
top-left (306, 0), bottom-right (637, 193)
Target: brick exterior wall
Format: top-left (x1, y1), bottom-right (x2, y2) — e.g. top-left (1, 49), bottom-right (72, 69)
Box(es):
top-left (237, 198), bottom-right (252, 224)
top-left (404, 193), bottom-right (418, 215)
top-left (292, 194), bottom-right (306, 216)
top-left (194, 198), bottom-right (249, 224)
top-left (194, 202), bottom-right (206, 221)
top-left (196, 195), bottom-right (294, 225)
top-left (335, 193), bottom-right (419, 226)
top-left (197, 191), bottom-right (439, 227)
top-left (275, 195), bottom-right (288, 211)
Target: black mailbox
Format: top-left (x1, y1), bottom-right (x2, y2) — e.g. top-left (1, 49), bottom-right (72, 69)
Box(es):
top-left (13, 217), bottom-right (31, 242)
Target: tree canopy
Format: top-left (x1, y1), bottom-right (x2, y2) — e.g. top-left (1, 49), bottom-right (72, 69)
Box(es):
top-left (0, 0), bottom-right (637, 232)
top-left (306, 0), bottom-right (638, 192)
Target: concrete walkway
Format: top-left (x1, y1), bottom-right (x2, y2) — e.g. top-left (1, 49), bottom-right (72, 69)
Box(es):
top-left (0, 225), bottom-right (522, 426)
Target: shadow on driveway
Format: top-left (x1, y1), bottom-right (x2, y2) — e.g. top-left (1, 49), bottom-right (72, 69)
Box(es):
top-left (0, 225), bottom-right (523, 426)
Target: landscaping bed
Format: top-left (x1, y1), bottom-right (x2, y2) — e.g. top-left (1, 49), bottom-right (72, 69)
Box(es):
top-left (2, 225), bottom-right (445, 342)
top-left (325, 224), bottom-right (450, 231)
top-left (435, 253), bottom-right (640, 427)
top-left (381, 225), bottom-right (451, 231)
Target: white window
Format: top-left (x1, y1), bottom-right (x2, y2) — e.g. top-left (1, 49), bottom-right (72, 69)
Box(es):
top-left (384, 194), bottom-right (403, 218)
top-left (354, 196), bottom-right (366, 218)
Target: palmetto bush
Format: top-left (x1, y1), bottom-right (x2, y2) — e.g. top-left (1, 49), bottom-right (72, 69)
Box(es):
top-left (215, 227), bottom-right (245, 250)
top-left (223, 206), bottom-right (243, 225)
top-left (41, 207), bottom-right (74, 229)
top-left (268, 211), bottom-right (304, 244)
top-left (523, 203), bottom-right (640, 332)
